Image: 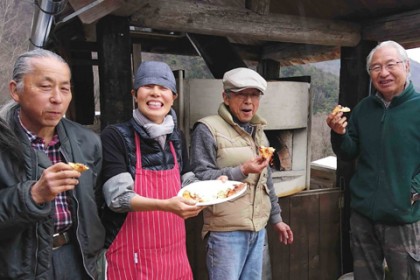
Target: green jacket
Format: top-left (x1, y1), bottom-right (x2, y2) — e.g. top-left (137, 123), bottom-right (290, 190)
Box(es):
top-left (332, 82), bottom-right (420, 224)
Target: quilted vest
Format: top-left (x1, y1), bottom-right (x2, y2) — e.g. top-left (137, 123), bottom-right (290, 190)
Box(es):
top-left (198, 104), bottom-right (272, 237)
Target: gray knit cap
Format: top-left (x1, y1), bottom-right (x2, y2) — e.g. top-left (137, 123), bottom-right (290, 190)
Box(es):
top-left (133, 61), bottom-right (177, 94)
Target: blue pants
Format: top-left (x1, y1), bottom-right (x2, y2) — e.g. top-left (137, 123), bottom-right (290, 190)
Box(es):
top-left (47, 242), bottom-right (90, 279)
top-left (205, 229), bottom-right (266, 280)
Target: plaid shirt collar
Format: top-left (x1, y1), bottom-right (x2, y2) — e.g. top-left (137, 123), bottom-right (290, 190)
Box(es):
top-left (17, 110), bottom-right (60, 149)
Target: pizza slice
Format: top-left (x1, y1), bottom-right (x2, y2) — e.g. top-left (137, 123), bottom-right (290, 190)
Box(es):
top-left (68, 162), bottom-right (89, 173)
top-left (332, 105), bottom-right (351, 114)
top-left (258, 145), bottom-right (275, 160)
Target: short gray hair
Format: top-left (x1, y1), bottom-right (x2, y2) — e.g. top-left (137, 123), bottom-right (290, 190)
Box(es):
top-left (366, 41), bottom-right (410, 75)
top-left (12, 49), bottom-right (69, 93)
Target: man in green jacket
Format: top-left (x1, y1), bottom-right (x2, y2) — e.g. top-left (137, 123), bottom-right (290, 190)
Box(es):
top-left (327, 40), bottom-right (420, 279)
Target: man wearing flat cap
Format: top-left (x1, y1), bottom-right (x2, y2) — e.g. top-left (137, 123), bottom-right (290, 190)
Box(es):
top-left (190, 67), bottom-right (294, 279)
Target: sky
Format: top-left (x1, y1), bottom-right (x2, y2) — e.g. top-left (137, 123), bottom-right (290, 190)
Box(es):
top-left (407, 48), bottom-right (420, 63)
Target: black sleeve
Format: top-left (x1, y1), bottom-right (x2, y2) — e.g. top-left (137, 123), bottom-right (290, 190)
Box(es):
top-left (100, 126), bottom-right (131, 183)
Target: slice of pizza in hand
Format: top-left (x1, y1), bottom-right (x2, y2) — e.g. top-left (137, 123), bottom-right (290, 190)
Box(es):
top-left (332, 105), bottom-right (351, 114)
top-left (258, 145), bottom-right (275, 160)
top-left (68, 162), bottom-right (89, 173)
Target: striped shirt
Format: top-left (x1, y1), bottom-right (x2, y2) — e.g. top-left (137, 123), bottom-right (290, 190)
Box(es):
top-left (18, 115), bottom-right (72, 233)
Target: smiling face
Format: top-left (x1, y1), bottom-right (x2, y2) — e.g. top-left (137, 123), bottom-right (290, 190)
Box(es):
top-left (9, 57), bottom-right (72, 139)
top-left (132, 84), bottom-right (176, 123)
top-left (223, 88), bottom-right (261, 123)
top-left (369, 46), bottom-right (410, 101)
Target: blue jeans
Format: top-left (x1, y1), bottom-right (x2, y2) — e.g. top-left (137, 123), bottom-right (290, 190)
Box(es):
top-left (205, 229), bottom-right (266, 280)
top-left (47, 242), bottom-right (90, 279)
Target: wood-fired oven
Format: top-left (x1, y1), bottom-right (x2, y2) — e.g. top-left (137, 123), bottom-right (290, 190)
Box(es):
top-left (174, 74), bottom-right (312, 197)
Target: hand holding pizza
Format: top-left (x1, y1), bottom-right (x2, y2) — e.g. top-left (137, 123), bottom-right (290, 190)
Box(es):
top-left (30, 162), bottom-right (82, 204)
top-left (332, 105), bottom-right (351, 114)
top-left (326, 105), bottom-right (350, 135)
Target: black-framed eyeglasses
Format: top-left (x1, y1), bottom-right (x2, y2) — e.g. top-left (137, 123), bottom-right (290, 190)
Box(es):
top-left (368, 61), bottom-right (404, 73)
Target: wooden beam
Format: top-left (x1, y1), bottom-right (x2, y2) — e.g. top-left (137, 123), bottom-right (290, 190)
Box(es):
top-left (246, 0), bottom-right (270, 15)
top-left (126, 0), bottom-right (360, 47)
top-left (262, 43), bottom-right (340, 65)
top-left (187, 33), bottom-right (247, 78)
top-left (131, 35), bottom-right (198, 56)
top-left (363, 9), bottom-right (420, 48)
top-left (68, 0), bottom-right (124, 24)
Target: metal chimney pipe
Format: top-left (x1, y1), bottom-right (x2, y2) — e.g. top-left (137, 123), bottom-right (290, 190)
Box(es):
top-left (29, 0), bottom-right (68, 50)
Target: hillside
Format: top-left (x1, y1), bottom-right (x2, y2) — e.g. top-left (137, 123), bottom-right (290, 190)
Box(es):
top-left (280, 62), bottom-right (339, 113)
top-left (312, 58), bottom-right (420, 92)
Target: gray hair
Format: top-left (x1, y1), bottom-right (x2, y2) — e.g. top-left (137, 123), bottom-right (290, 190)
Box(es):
top-left (366, 41), bottom-right (410, 78)
top-left (12, 49), bottom-right (69, 93)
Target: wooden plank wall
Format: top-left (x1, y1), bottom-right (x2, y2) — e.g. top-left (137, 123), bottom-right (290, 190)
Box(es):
top-left (186, 188), bottom-right (343, 280)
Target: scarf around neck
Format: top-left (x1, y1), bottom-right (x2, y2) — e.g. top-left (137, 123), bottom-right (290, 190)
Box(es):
top-left (132, 109), bottom-right (175, 148)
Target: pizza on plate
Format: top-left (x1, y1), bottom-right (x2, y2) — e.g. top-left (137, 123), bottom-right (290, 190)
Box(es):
top-left (68, 162), bottom-right (89, 173)
top-left (182, 190), bottom-right (204, 203)
top-left (220, 182), bottom-right (246, 198)
top-left (182, 182), bottom-right (247, 204)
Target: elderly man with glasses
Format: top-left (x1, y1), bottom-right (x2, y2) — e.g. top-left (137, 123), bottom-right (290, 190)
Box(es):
top-left (190, 67), bottom-right (293, 280)
top-left (327, 40), bottom-right (420, 279)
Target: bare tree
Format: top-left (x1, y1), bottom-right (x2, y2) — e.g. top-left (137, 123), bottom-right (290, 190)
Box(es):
top-left (0, 0), bottom-right (33, 104)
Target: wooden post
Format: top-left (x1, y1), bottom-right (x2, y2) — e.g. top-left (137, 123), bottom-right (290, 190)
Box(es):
top-left (97, 15), bottom-right (133, 129)
top-left (68, 51), bottom-right (95, 125)
top-left (257, 59), bottom-right (280, 80)
top-left (257, 58), bottom-right (280, 280)
top-left (338, 40), bottom-right (377, 274)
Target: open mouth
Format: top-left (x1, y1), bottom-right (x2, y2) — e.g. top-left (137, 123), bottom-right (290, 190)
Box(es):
top-left (147, 101), bottom-right (163, 108)
top-left (379, 79), bottom-right (393, 86)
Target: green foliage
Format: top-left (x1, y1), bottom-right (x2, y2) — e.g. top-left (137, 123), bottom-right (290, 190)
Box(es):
top-left (142, 53), bottom-right (213, 79)
top-left (280, 63), bottom-right (339, 114)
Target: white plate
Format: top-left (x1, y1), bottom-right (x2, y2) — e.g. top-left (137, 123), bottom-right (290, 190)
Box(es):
top-left (178, 180), bottom-right (247, 206)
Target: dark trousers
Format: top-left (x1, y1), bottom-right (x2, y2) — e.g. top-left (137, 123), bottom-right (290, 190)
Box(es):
top-left (47, 242), bottom-right (90, 280)
top-left (350, 211), bottom-right (420, 280)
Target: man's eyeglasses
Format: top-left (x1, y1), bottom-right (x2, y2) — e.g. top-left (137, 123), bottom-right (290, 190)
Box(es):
top-left (368, 61), bottom-right (404, 73)
top-left (229, 91), bottom-right (262, 100)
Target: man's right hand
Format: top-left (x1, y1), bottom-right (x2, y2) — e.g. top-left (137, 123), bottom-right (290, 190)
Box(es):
top-left (326, 110), bottom-right (348, 135)
top-left (31, 162), bottom-right (81, 204)
top-left (240, 156), bottom-right (269, 176)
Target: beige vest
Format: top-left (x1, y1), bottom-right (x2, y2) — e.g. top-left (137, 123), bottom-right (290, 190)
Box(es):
top-left (198, 104), bottom-right (272, 238)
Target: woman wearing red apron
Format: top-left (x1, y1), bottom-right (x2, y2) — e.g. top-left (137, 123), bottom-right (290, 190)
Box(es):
top-left (100, 61), bottom-right (203, 279)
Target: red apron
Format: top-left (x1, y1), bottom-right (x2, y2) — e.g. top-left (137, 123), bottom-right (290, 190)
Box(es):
top-left (105, 133), bottom-right (192, 280)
